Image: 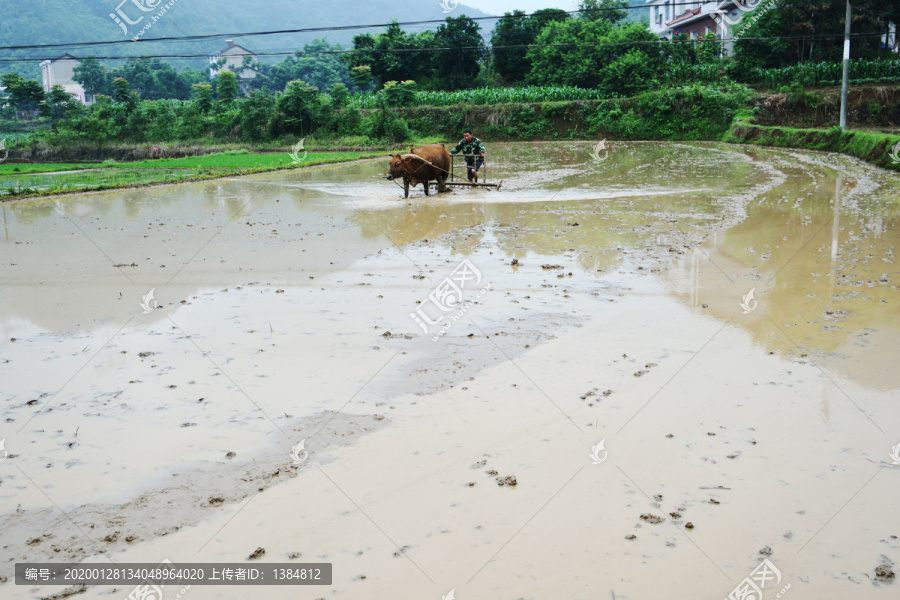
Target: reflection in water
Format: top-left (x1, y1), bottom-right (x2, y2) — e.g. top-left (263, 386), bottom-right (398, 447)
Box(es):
top-left (349, 144), bottom-right (898, 391)
top-left (2, 142), bottom-right (898, 390)
top-left (663, 149), bottom-right (899, 391)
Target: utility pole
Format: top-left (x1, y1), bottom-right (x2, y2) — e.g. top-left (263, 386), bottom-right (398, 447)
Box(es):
top-left (839, 0), bottom-right (851, 129)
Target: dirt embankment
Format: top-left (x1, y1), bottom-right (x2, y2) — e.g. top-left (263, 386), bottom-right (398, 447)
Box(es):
top-left (726, 122), bottom-right (900, 172)
top-left (5, 140), bottom-right (418, 164)
top-left (5, 141), bottom-right (238, 163)
top-left (752, 85), bottom-right (900, 132)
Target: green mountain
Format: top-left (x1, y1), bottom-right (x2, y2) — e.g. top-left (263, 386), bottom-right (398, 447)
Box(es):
top-left (0, 0), bottom-right (492, 78)
top-left (624, 0), bottom-right (651, 23)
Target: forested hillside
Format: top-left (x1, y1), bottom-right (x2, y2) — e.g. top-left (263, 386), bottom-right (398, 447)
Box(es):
top-left (623, 0), bottom-right (650, 23)
top-left (0, 0), bottom-right (489, 77)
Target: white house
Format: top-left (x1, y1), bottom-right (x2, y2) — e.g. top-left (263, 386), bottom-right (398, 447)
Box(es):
top-left (209, 40), bottom-right (258, 93)
top-left (646, 0), bottom-right (749, 55)
top-left (883, 22), bottom-right (898, 52)
top-left (39, 53), bottom-right (92, 104)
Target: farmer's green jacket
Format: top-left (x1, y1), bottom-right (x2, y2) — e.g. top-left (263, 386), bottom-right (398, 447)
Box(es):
top-left (450, 137), bottom-right (486, 166)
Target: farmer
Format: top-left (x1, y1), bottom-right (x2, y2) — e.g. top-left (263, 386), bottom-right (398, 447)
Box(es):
top-left (450, 130), bottom-right (486, 183)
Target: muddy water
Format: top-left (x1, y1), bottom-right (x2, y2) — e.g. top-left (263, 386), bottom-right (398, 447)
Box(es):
top-left (1, 142), bottom-right (898, 600)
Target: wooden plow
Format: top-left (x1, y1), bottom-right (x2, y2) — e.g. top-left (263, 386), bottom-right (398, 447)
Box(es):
top-left (442, 154), bottom-right (502, 191)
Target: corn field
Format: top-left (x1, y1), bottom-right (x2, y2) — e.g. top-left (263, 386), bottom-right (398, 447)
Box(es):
top-left (663, 63), bottom-right (722, 86)
top-left (347, 86), bottom-right (607, 109)
top-left (344, 60), bottom-right (900, 109)
top-left (745, 59), bottom-right (900, 88)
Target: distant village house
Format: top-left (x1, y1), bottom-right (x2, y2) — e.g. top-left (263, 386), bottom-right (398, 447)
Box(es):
top-left (209, 40), bottom-right (258, 94)
top-left (648, 1), bottom-right (897, 57)
top-left (39, 53), bottom-right (92, 104)
top-left (647, 1), bottom-right (762, 56)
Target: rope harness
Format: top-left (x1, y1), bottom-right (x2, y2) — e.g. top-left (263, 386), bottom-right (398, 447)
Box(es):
top-left (387, 152), bottom-right (484, 184)
top-left (386, 153), bottom-right (452, 192)
top-left (398, 153), bottom-right (452, 176)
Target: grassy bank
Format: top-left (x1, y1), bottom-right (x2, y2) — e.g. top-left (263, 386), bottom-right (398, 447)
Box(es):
top-left (725, 118), bottom-right (900, 172)
top-left (389, 83), bottom-right (753, 142)
top-left (4, 139), bottom-right (425, 164)
top-left (5, 83), bottom-right (899, 201)
top-left (0, 150), bottom-right (383, 200)
top-left (749, 86), bottom-right (900, 131)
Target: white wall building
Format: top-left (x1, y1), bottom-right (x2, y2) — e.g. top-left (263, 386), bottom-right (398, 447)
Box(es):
top-left (39, 53), bottom-right (92, 104)
top-left (209, 40), bottom-right (258, 94)
top-left (646, 0), bottom-right (748, 56)
top-left (883, 22), bottom-right (898, 52)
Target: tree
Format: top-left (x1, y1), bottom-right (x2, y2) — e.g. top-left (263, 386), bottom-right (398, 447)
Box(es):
top-left (600, 48), bottom-right (656, 96)
top-left (75, 98), bottom-right (114, 145)
top-left (348, 22), bottom-right (435, 88)
top-left (176, 67), bottom-right (208, 100)
top-left (192, 83), bottom-right (213, 114)
top-left (100, 59), bottom-right (208, 100)
top-left (491, 10), bottom-right (529, 82)
top-left (277, 79), bottom-right (320, 133)
top-left (1, 73), bottom-right (46, 142)
top-left (72, 58), bottom-right (109, 98)
top-left (241, 90), bottom-right (275, 142)
top-left (238, 54), bottom-right (259, 78)
top-left (40, 85), bottom-right (80, 120)
top-left (216, 70), bottom-right (240, 103)
top-left (527, 19), bottom-right (660, 92)
top-left (370, 93), bottom-right (409, 142)
top-left (697, 32), bottom-right (718, 64)
top-left (254, 39), bottom-right (353, 93)
top-left (349, 65), bottom-right (374, 91)
top-left (112, 77), bottom-right (136, 104)
top-left (731, 0), bottom-right (898, 70)
top-left (579, 0), bottom-right (628, 25)
top-left (1, 73), bottom-right (46, 112)
top-left (329, 82), bottom-right (350, 109)
top-left (381, 80), bottom-right (417, 107)
top-left (491, 9), bottom-right (571, 83)
top-left (664, 32), bottom-right (697, 66)
top-left (81, 115), bottom-right (112, 145)
top-left (432, 16), bottom-right (486, 90)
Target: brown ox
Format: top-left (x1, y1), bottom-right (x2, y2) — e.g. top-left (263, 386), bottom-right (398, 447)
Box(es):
top-left (386, 144), bottom-right (450, 198)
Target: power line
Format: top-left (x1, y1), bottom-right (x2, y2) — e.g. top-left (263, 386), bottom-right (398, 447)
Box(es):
top-left (0, 2), bottom-right (746, 53)
top-left (0, 31), bottom-right (889, 65)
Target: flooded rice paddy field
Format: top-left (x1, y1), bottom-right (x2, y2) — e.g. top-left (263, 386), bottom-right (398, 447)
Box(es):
top-left (1, 141), bottom-right (899, 599)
